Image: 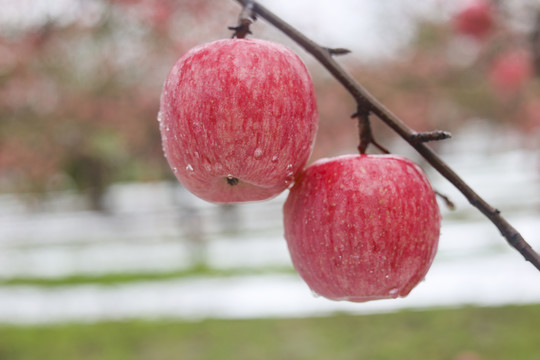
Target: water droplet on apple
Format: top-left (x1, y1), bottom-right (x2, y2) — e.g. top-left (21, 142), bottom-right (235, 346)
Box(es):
top-left (173, 167), bottom-right (178, 173)
top-left (271, 155), bottom-right (278, 162)
top-left (157, 111), bottom-right (162, 123)
top-left (389, 288), bottom-right (399, 296)
top-left (186, 164), bottom-right (194, 172)
top-left (284, 164), bottom-right (295, 186)
top-left (286, 164), bottom-right (293, 174)
top-left (254, 148), bottom-right (263, 159)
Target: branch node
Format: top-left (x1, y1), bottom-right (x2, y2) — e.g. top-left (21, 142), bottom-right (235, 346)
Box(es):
top-left (325, 47), bottom-right (352, 56)
top-left (411, 130), bottom-right (452, 143)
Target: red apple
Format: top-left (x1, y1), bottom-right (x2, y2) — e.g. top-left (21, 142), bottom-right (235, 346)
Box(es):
top-left (488, 49), bottom-right (533, 96)
top-left (159, 39), bottom-right (318, 203)
top-left (452, 0), bottom-right (495, 40)
top-left (283, 154), bottom-right (441, 302)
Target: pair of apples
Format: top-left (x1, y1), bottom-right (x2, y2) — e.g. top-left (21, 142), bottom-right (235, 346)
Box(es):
top-left (159, 39), bottom-right (441, 302)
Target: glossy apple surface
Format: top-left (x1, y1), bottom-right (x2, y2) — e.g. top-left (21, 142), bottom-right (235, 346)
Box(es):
top-left (159, 38), bottom-right (318, 203)
top-left (283, 154), bottom-right (441, 302)
top-left (453, 0), bottom-right (494, 40)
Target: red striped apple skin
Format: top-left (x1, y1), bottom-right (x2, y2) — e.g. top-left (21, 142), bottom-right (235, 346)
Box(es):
top-left (159, 38), bottom-right (318, 203)
top-left (283, 154), bottom-right (441, 302)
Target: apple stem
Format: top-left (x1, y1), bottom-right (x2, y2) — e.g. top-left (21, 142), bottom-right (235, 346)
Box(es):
top-left (233, 0), bottom-right (540, 272)
top-left (351, 108), bottom-right (390, 154)
top-left (228, 0), bottom-right (255, 39)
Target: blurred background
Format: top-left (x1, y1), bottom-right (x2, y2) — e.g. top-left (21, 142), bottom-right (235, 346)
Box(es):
top-left (0, 0), bottom-right (539, 359)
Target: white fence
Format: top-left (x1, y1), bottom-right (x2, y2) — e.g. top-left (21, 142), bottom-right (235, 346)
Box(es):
top-left (0, 126), bottom-right (539, 324)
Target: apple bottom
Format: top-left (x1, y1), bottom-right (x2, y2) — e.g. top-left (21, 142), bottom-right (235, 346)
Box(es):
top-left (177, 173), bottom-right (290, 204)
top-left (283, 154), bottom-right (440, 302)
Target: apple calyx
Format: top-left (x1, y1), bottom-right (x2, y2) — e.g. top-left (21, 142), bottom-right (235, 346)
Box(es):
top-left (226, 175), bottom-right (240, 186)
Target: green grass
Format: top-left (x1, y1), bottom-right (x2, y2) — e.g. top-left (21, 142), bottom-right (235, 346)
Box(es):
top-left (0, 305), bottom-right (539, 360)
top-left (0, 264), bottom-right (295, 287)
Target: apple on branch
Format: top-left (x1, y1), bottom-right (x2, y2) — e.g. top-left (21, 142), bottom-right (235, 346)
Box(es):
top-left (159, 38), bottom-right (318, 203)
top-left (283, 154), bottom-right (441, 302)
top-left (452, 0), bottom-right (495, 41)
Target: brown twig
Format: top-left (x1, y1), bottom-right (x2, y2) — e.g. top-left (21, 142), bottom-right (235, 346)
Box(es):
top-left (233, 0), bottom-right (540, 271)
top-left (411, 130), bottom-right (452, 143)
top-left (325, 47), bottom-right (352, 56)
top-left (435, 191), bottom-right (456, 211)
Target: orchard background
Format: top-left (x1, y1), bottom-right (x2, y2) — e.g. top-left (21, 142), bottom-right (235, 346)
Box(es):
top-left (0, 0), bottom-right (539, 359)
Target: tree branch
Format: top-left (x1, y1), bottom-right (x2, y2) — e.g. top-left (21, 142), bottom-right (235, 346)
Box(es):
top-left (233, 0), bottom-right (540, 271)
